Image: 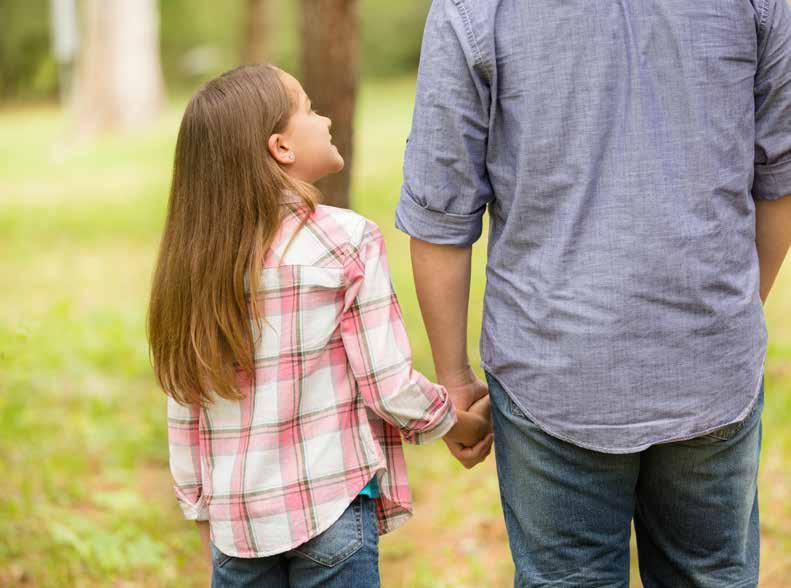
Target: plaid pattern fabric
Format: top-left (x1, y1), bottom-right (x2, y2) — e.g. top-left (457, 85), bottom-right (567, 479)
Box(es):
top-left (167, 198), bottom-right (457, 558)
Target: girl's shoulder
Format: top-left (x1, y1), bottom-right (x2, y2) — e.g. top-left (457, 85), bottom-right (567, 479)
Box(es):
top-left (274, 204), bottom-right (379, 268)
top-left (312, 204), bottom-right (380, 252)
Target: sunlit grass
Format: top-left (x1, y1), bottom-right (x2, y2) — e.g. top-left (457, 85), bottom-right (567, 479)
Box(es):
top-left (1, 76), bottom-right (789, 586)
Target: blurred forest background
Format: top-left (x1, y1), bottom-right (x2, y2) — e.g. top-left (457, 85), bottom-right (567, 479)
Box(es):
top-left (0, 0), bottom-right (426, 99)
top-left (1, 1), bottom-right (790, 586)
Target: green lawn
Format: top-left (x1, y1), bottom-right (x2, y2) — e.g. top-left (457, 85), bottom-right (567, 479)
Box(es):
top-left (1, 78), bottom-right (789, 587)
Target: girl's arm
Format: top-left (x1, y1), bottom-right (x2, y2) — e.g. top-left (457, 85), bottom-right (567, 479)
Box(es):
top-left (340, 222), bottom-right (457, 445)
top-left (167, 398), bottom-right (210, 520)
top-left (196, 520), bottom-right (212, 561)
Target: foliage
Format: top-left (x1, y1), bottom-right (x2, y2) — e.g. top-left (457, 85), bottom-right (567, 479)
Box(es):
top-left (0, 0), bottom-right (58, 100)
top-left (0, 0), bottom-right (432, 101)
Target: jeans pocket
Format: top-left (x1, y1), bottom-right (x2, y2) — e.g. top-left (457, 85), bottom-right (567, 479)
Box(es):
top-left (702, 421), bottom-right (745, 442)
top-left (293, 497), bottom-right (364, 567)
top-left (699, 399), bottom-right (761, 442)
top-left (508, 396), bottom-right (528, 419)
top-left (211, 543), bottom-right (234, 569)
top-left (486, 371), bottom-right (529, 421)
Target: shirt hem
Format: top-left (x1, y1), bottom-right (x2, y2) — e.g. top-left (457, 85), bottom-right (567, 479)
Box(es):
top-left (209, 460), bottom-right (395, 559)
top-left (480, 361), bottom-right (765, 454)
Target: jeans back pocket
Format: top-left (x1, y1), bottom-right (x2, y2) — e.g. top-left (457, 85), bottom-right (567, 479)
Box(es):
top-left (292, 497), bottom-right (364, 567)
top-left (210, 542), bottom-right (233, 569)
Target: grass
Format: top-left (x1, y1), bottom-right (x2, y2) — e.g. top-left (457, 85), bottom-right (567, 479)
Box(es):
top-left (1, 77), bottom-right (789, 587)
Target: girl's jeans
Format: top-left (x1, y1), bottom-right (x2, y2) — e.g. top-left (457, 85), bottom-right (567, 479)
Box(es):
top-left (211, 495), bottom-right (380, 588)
top-left (488, 372), bottom-right (762, 588)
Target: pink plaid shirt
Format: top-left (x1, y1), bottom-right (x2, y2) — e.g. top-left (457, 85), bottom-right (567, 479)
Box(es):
top-left (167, 197), bottom-right (457, 558)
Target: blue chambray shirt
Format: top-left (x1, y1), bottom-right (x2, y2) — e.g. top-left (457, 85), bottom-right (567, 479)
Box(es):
top-left (396, 0), bottom-right (791, 452)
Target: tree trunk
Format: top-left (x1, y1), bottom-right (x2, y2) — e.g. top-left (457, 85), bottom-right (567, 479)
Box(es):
top-left (74, 0), bottom-right (165, 136)
top-left (242, 0), bottom-right (270, 64)
top-left (300, 0), bottom-right (359, 209)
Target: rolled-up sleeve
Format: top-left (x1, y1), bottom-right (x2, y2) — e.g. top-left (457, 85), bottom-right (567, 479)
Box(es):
top-left (396, 0), bottom-right (494, 245)
top-left (167, 397), bottom-right (209, 521)
top-left (753, 0), bottom-right (791, 200)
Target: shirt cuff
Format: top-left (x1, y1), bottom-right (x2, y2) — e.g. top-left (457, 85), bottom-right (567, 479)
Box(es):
top-left (754, 158), bottom-right (791, 200)
top-left (408, 392), bottom-right (458, 446)
top-left (175, 487), bottom-right (210, 521)
top-left (395, 187), bottom-right (485, 246)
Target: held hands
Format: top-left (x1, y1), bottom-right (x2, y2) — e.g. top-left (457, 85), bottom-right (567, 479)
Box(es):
top-left (440, 368), bottom-right (494, 469)
top-left (444, 395), bottom-right (492, 446)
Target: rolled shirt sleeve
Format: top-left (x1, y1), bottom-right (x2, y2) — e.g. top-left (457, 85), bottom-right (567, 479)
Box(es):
top-left (396, 0), bottom-right (494, 245)
top-left (341, 221), bottom-right (457, 445)
top-left (167, 397), bottom-right (209, 521)
top-left (753, 0), bottom-right (791, 200)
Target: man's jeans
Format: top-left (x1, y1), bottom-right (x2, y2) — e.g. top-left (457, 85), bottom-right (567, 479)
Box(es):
top-left (210, 495), bottom-right (380, 588)
top-left (487, 373), bottom-right (762, 588)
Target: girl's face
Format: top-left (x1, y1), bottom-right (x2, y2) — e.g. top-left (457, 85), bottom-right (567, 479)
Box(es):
top-left (268, 73), bottom-right (345, 183)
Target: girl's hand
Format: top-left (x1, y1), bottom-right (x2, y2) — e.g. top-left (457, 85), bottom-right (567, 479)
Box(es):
top-left (441, 373), bottom-right (494, 468)
top-left (444, 407), bottom-right (492, 447)
top-left (444, 433), bottom-right (494, 470)
top-left (468, 394), bottom-right (492, 428)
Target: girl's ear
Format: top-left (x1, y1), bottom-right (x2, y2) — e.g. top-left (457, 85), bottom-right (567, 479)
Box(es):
top-left (268, 134), bottom-right (295, 165)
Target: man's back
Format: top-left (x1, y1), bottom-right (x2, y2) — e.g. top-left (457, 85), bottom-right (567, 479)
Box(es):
top-left (397, 0), bottom-right (791, 451)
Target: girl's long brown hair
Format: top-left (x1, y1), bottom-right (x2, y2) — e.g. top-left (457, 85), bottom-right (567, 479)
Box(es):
top-left (148, 64), bottom-right (316, 407)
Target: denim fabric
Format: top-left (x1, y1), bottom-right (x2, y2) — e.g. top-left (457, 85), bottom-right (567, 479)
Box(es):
top-left (488, 373), bottom-right (762, 588)
top-left (210, 496), bottom-right (381, 588)
top-left (396, 0), bottom-right (791, 452)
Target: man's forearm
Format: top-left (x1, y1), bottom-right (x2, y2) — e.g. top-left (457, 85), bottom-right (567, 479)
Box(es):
top-left (410, 238), bottom-right (474, 387)
top-left (756, 196), bottom-right (791, 303)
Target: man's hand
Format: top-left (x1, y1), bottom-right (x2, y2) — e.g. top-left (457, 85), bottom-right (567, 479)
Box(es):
top-left (440, 366), bottom-right (489, 411)
top-left (409, 239), bottom-right (493, 467)
top-left (440, 368), bottom-right (494, 467)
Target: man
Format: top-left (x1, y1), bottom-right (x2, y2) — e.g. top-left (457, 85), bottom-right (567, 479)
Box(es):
top-left (396, 0), bottom-right (791, 586)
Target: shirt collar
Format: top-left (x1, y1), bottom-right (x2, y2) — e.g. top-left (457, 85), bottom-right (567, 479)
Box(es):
top-left (280, 190), bottom-right (304, 205)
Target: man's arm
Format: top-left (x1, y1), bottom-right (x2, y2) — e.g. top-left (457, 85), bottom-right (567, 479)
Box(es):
top-left (410, 238), bottom-right (493, 467)
top-left (756, 196), bottom-right (791, 303)
top-left (410, 239), bottom-right (478, 399)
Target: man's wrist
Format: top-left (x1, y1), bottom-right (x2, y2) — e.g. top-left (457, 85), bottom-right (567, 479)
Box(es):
top-left (435, 364), bottom-right (475, 388)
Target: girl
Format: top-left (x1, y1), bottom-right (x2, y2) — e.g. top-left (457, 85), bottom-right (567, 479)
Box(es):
top-left (148, 64), bottom-right (493, 587)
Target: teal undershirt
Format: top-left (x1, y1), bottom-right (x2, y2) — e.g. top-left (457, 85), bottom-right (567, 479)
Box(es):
top-left (358, 475), bottom-right (380, 498)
